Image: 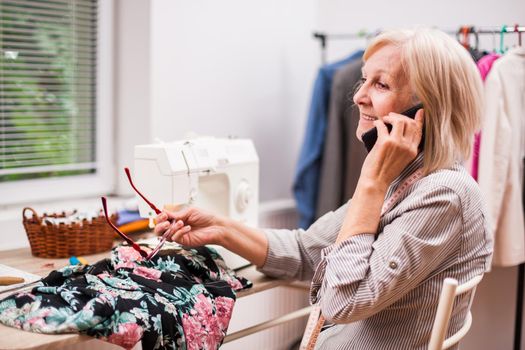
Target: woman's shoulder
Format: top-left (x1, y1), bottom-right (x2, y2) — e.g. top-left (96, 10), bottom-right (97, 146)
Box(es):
top-left (416, 162), bottom-right (483, 208)
top-left (423, 162), bottom-right (478, 188)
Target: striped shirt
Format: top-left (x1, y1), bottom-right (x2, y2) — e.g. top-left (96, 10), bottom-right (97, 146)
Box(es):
top-left (258, 153), bottom-right (493, 349)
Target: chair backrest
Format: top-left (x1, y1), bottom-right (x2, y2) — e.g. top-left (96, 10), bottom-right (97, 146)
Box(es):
top-left (428, 275), bottom-right (484, 350)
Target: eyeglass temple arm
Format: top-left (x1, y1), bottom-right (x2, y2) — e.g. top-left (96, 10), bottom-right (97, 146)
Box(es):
top-left (124, 167), bottom-right (161, 215)
top-left (101, 197), bottom-right (148, 258)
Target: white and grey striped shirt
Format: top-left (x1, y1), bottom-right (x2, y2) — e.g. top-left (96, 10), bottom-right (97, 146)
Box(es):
top-left (259, 154), bottom-right (493, 349)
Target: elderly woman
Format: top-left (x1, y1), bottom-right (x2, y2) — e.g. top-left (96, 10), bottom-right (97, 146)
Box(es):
top-left (155, 28), bottom-right (493, 349)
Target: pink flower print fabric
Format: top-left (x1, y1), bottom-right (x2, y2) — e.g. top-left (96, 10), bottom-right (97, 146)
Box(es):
top-left (0, 243), bottom-right (251, 350)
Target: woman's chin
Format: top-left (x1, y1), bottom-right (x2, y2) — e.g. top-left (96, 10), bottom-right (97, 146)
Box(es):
top-left (356, 129), bottom-right (365, 142)
top-left (356, 125), bottom-right (373, 141)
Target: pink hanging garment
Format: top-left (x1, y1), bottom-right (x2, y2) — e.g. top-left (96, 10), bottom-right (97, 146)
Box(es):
top-left (471, 53), bottom-right (501, 181)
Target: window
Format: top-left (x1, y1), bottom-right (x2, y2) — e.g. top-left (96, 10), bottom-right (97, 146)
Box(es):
top-left (0, 0), bottom-right (113, 205)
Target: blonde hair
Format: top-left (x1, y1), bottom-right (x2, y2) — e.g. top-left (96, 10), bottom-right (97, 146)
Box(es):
top-left (363, 28), bottom-right (483, 174)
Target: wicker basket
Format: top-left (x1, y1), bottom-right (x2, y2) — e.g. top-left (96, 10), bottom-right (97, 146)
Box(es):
top-left (22, 207), bottom-right (117, 258)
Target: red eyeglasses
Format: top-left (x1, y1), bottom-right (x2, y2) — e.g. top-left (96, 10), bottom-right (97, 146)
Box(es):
top-left (101, 167), bottom-right (172, 260)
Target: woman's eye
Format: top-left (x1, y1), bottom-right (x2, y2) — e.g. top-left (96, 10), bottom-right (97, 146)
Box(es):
top-left (375, 82), bottom-right (389, 90)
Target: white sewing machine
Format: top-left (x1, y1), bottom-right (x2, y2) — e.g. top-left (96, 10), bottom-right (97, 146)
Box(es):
top-left (133, 136), bottom-right (259, 270)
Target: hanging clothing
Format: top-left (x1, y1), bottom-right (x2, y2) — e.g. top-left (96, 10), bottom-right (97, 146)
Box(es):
top-left (0, 243), bottom-right (251, 350)
top-left (477, 53), bottom-right (501, 81)
top-left (316, 58), bottom-right (367, 219)
top-left (293, 50), bottom-right (364, 228)
top-left (468, 47), bottom-right (489, 62)
top-left (469, 53), bottom-right (501, 181)
top-left (478, 46), bottom-right (525, 267)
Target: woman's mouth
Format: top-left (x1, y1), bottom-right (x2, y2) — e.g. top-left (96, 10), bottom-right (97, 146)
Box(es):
top-left (361, 114), bottom-right (377, 121)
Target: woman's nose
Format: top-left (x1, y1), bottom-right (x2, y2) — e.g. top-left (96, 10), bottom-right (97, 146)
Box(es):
top-left (353, 83), bottom-right (369, 106)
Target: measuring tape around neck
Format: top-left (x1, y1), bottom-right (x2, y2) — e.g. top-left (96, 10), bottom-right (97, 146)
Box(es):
top-left (381, 168), bottom-right (424, 215)
top-left (300, 168), bottom-right (424, 350)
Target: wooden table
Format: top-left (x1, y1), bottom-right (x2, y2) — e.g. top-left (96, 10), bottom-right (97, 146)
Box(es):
top-left (0, 248), bottom-right (300, 350)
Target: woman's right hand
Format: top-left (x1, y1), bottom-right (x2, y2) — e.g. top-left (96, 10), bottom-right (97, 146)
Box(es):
top-left (360, 109), bottom-right (424, 189)
top-left (154, 206), bottom-right (226, 247)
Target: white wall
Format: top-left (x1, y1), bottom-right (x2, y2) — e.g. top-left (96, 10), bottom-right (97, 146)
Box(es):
top-left (149, 0), bottom-right (317, 202)
top-left (114, 0), bottom-right (152, 195)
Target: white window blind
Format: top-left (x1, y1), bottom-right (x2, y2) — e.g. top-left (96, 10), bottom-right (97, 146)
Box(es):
top-left (0, 0), bottom-right (98, 182)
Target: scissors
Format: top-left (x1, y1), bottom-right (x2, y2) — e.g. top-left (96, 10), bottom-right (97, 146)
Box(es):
top-left (101, 167), bottom-right (174, 261)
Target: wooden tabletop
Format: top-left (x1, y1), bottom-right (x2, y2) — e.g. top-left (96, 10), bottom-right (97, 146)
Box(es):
top-left (0, 247), bottom-right (300, 350)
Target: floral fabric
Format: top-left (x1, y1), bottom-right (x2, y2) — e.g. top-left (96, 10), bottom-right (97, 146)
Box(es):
top-left (0, 242), bottom-right (251, 350)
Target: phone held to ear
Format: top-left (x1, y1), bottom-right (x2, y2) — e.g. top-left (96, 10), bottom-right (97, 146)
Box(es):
top-left (361, 104), bottom-right (424, 153)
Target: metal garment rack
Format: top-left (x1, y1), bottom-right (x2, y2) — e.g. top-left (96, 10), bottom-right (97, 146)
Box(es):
top-left (313, 25), bottom-right (525, 350)
top-left (312, 30), bottom-right (374, 64)
top-left (313, 25), bottom-right (525, 64)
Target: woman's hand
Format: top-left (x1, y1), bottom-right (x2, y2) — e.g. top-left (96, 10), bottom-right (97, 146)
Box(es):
top-left (154, 205), bottom-right (227, 247)
top-left (360, 109), bottom-right (424, 189)
top-left (336, 109), bottom-right (424, 242)
top-left (154, 205), bottom-right (270, 266)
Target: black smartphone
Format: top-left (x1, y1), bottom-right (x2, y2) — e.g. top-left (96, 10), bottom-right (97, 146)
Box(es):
top-left (361, 104), bottom-right (424, 152)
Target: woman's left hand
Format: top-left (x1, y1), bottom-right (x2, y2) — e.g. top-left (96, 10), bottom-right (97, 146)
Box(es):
top-left (360, 109), bottom-right (424, 189)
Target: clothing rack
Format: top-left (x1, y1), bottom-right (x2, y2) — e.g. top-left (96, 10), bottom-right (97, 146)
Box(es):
top-left (313, 25), bottom-right (525, 65)
top-left (312, 30), bottom-right (375, 64)
top-left (313, 25), bottom-right (525, 350)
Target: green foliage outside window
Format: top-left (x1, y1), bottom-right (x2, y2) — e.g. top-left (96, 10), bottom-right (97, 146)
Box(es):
top-left (0, 0), bottom-right (97, 182)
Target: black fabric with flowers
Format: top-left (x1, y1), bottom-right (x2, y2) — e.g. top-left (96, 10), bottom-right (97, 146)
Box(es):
top-left (0, 242), bottom-right (252, 350)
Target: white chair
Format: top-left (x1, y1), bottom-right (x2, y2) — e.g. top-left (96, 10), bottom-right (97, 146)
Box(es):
top-left (428, 275), bottom-right (484, 350)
